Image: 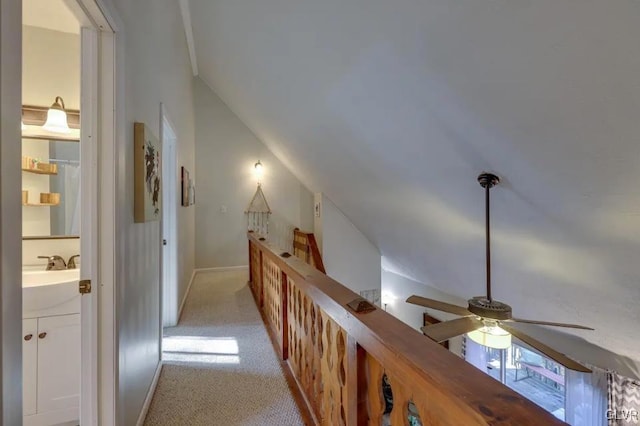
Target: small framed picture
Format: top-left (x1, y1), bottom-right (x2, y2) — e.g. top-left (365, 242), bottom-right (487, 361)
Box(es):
top-left (181, 167), bottom-right (190, 206)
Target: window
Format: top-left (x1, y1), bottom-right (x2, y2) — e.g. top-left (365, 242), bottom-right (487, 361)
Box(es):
top-left (464, 337), bottom-right (566, 420)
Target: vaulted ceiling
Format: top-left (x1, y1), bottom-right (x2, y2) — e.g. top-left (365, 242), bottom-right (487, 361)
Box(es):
top-left (187, 0), bottom-right (640, 370)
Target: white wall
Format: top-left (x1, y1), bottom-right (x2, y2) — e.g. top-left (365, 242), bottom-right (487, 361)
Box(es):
top-left (110, 1), bottom-right (196, 424)
top-left (315, 193), bottom-right (381, 295)
top-left (1, 0), bottom-right (24, 422)
top-left (381, 268), bottom-right (463, 357)
top-left (22, 25), bottom-right (80, 109)
top-left (194, 77), bottom-right (313, 268)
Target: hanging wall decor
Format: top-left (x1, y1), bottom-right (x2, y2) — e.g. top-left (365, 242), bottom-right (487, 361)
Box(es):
top-left (180, 167), bottom-right (195, 206)
top-left (181, 166), bottom-right (191, 206)
top-left (245, 183), bottom-right (271, 235)
top-left (134, 122), bottom-right (162, 223)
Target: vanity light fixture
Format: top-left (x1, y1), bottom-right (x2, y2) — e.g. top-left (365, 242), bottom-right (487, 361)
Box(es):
top-left (254, 160), bottom-right (263, 173)
top-left (42, 96), bottom-right (71, 134)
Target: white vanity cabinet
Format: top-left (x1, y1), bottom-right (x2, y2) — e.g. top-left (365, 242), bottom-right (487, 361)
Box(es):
top-left (23, 319), bottom-right (38, 416)
top-left (22, 270), bottom-right (81, 426)
top-left (23, 303), bottom-right (80, 426)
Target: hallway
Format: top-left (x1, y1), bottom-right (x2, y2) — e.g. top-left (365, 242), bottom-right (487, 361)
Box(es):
top-left (143, 269), bottom-right (304, 425)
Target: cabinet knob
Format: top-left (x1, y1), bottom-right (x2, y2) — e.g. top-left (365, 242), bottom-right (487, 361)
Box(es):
top-left (24, 334), bottom-right (33, 341)
top-left (38, 332), bottom-right (47, 339)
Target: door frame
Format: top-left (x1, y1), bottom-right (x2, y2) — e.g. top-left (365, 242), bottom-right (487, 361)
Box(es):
top-left (64, 0), bottom-right (123, 424)
top-left (80, 24), bottom-right (100, 426)
top-left (0, 0), bottom-right (26, 424)
top-left (160, 104), bottom-right (179, 330)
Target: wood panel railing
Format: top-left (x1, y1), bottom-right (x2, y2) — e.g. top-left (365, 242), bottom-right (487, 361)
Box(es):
top-left (293, 228), bottom-right (326, 273)
top-left (247, 232), bottom-right (565, 426)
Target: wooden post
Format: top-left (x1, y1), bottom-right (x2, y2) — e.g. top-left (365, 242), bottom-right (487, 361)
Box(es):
top-left (259, 250), bottom-right (264, 308)
top-left (356, 344), bottom-right (369, 426)
top-left (281, 271), bottom-right (289, 361)
top-left (248, 240), bottom-right (253, 287)
top-left (345, 334), bottom-right (358, 425)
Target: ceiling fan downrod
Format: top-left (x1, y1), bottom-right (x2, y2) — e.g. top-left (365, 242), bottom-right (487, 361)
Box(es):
top-left (478, 173), bottom-right (500, 302)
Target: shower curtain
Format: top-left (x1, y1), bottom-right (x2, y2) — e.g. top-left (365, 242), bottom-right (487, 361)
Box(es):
top-left (63, 164), bottom-right (81, 235)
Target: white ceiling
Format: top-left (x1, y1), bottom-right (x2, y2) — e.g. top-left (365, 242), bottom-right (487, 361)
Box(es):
top-left (23, 0), bottom-right (80, 34)
top-left (188, 0), bottom-right (640, 369)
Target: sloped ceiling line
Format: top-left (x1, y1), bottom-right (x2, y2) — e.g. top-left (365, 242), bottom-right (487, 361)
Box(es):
top-left (179, 0), bottom-right (198, 76)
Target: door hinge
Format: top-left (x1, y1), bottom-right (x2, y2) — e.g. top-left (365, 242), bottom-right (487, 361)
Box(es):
top-left (79, 279), bottom-right (92, 294)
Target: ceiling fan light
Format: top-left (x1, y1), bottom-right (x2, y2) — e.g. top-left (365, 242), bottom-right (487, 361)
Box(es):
top-left (467, 325), bottom-right (511, 349)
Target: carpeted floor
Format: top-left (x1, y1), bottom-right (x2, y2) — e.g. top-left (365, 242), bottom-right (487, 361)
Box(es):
top-left (143, 269), bottom-right (304, 426)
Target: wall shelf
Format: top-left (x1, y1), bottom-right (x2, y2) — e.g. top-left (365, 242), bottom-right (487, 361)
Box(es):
top-left (22, 167), bottom-right (58, 176)
top-left (23, 203), bottom-right (59, 207)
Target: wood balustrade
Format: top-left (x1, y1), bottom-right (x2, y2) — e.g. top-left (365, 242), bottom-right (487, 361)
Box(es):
top-left (247, 232), bottom-right (565, 425)
top-left (293, 228), bottom-right (326, 273)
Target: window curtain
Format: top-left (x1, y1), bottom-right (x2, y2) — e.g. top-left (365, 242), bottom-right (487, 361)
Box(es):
top-left (566, 364), bottom-right (608, 426)
top-left (608, 371), bottom-right (640, 426)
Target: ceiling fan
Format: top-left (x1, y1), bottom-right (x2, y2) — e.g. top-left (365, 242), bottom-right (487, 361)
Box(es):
top-left (407, 172), bottom-right (593, 373)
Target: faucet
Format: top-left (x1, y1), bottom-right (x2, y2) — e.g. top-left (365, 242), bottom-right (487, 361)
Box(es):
top-left (37, 255), bottom-right (67, 271)
top-left (68, 255), bottom-right (80, 269)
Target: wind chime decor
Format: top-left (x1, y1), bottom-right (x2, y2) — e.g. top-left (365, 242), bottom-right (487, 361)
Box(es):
top-left (245, 184), bottom-right (271, 236)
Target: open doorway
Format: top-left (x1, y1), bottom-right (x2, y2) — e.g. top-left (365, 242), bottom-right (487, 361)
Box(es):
top-left (21, 2), bottom-right (84, 425)
top-left (161, 104), bottom-right (179, 328)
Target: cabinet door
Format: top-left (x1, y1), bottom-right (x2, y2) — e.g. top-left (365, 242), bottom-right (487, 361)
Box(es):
top-left (23, 319), bottom-right (38, 416)
top-left (37, 314), bottom-right (80, 413)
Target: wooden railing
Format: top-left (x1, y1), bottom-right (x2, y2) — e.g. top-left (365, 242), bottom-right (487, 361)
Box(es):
top-left (293, 228), bottom-right (326, 273)
top-left (248, 232), bottom-right (565, 425)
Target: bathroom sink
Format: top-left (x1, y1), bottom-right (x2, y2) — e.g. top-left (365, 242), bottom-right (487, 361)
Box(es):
top-left (22, 269), bottom-right (80, 287)
top-left (22, 270), bottom-right (81, 318)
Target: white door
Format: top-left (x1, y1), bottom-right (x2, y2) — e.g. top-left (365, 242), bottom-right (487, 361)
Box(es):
top-left (161, 105), bottom-right (179, 328)
top-left (36, 314), bottom-right (81, 413)
top-left (79, 25), bottom-right (99, 425)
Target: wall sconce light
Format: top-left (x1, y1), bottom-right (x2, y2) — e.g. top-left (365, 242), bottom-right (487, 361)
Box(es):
top-left (42, 96), bottom-right (71, 134)
top-left (253, 160), bottom-right (264, 183)
top-left (381, 291), bottom-right (397, 311)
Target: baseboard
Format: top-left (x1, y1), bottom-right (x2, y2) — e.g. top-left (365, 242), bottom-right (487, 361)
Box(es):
top-left (178, 269), bottom-right (197, 320)
top-left (136, 360), bottom-right (163, 426)
top-left (195, 265), bottom-right (249, 273)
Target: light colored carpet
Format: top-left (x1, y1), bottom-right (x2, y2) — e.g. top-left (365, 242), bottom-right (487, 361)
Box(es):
top-left (143, 269), bottom-right (304, 426)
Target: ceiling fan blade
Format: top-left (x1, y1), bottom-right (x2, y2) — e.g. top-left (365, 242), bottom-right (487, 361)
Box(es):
top-left (500, 324), bottom-right (591, 373)
top-left (510, 318), bottom-right (594, 330)
top-left (406, 295), bottom-right (473, 316)
top-left (421, 317), bottom-right (484, 343)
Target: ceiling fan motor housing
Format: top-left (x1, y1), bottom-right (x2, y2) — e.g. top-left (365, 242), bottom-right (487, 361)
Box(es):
top-left (467, 297), bottom-right (512, 320)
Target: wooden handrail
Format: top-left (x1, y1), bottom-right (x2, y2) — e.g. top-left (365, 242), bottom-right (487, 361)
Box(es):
top-left (248, 232), bottom-right (565, 425)
top-left (293, 228), bottom-right (326, 273)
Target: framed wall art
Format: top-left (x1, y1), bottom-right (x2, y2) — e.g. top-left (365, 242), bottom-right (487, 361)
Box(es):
top-left (181, 166), bottom-right (191, 206)
top-left (134, 122), bottom-right (162, 223)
